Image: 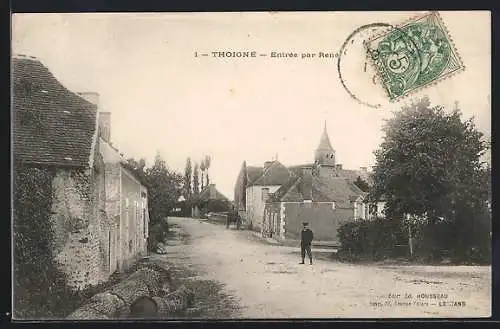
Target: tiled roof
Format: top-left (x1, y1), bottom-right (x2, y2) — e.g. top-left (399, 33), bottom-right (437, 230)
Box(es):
top-left (246, 166), bottom-right (263, 184)
top-left (12, 56), bottom-right (97, 167)
top-left (271, 176), bottom-right (300, 201)
top-left (314, 176), bottom-right (364, 202)
top-left (277, 175), bottom-right (363, 204)
top-left (288, 164), bottom-right (314, 176)
top-left (249, 161), bottom-right (293, 186)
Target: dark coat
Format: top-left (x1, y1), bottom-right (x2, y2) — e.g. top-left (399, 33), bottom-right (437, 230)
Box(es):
top-left (301, 228), bottom-right (314, 246)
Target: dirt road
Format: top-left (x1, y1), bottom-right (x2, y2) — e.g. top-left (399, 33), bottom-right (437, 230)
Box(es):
top-left (156, 217), bottom-right (491, 319)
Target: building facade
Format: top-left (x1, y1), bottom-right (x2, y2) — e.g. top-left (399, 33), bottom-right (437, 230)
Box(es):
top-left (263, 167), bottom-right (364, 244)
top-left (235, 122), bottom-right (368, 242)
top-left (99, 136), bottom-right (149, 273)
top-left (13, 55), bottom-right (149, 290)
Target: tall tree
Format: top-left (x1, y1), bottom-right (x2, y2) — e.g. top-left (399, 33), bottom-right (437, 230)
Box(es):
top-left (204, 155), bottom-right (211, 186)
top-left (192, 162), bottom-right (200, 196)
top-left (372, 96), bottom-right (489, 226)
top-left (126, 157), bottom-right (146, 172)
top-left (234, 161), bottom-right (248, 211)
top-left (125, 157), bottom-right (147, 184)
top-left (145, 153), bottom-right (183, 225)
top-left (184, 157), bottom-right (192, 200)
top-left (199, 160), bottom-right (206, 190)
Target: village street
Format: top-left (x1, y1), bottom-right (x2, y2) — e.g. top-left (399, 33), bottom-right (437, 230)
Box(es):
top-left (152, 217), bottom-right (492, 319)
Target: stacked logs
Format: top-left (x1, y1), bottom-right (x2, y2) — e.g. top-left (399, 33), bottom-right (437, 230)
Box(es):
top-left (67, 265), bottom-right (194, 319)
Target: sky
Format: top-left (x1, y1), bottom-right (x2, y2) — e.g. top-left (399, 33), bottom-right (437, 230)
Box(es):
top-left (12, 11), bottom-right (491, 200)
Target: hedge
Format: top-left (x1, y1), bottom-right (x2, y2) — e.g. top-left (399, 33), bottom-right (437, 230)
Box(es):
top-left (337, 218), bottom-right (404, 262)
top-left (337, 211), bottom-right (491, 264)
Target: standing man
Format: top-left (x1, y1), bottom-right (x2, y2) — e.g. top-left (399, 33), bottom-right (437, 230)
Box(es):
top-left (300, 222), bottom-right (314, 265)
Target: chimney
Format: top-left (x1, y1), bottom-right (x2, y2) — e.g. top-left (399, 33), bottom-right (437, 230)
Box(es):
top-left (98, 112), bottom-right (111, 142)
top-left (301, 167), bottom-right (313, 201)
top-left (77, 91), bottom-right (100, 107)
top-left (336, 164), bottom-right (343, 171)
top-left (209, 184), bottom-right (216, 199)
top-left (264, 161), bottom-right (273, 169)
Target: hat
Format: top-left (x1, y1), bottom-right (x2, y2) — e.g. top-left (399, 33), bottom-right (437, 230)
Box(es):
top-left (302, 222), bottom-right (309, 226)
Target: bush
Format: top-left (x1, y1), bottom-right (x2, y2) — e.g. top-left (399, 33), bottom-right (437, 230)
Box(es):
top-left (411, 209), bottom-right (491, 264)
top-left (337, 218), bottom-right (404, 262)
top-left (338, 211), bottom-right (492, 265)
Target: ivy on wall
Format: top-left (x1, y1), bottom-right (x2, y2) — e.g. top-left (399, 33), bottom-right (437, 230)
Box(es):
top-left (12, 163), bottom-right (77, 319)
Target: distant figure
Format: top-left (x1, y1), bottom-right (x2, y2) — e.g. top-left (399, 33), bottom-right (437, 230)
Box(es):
top-left (300, 222), bottom-right (314, 265)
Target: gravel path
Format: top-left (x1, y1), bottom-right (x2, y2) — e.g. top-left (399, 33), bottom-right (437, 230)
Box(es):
top-left (153, 217), bottom-right (491, 319)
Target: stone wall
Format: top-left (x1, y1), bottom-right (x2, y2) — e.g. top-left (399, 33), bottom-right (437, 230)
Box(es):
top-left (105, 162), bottom-right (121, 273)
top-left (48, 148), bottom-right (149, 289)
top-left (283, 202), bottom-right (354, 243)
top-left (50, 167), bottom-right (110, 290)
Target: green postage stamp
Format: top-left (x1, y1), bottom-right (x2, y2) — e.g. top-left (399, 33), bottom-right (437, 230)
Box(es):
top-left (365, 11), bottom-right (464, 101)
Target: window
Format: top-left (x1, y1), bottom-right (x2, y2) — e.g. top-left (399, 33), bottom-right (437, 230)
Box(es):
top-left (262, 188), bottom-right (269, 202)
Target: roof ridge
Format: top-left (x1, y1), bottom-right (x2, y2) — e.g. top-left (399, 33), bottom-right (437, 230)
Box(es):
top-left (14, 55), bottom-right (98, 111)
top-left (278, 176), bottom-right (301, 201)
top-left (13, 54), bottom-right (40, 60)
top-left (13, 57), bottom-right (98, 168)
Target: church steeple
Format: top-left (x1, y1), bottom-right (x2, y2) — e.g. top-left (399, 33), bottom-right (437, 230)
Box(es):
top-left (314, 121), bottom-right (335, 167)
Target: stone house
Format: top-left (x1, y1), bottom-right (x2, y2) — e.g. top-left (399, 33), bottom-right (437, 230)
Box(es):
top-left (234, 122), bottom-right (370, 238)
top-left (234, 160), bottom-right (294, 230)
top-left (263, 166), bottom-right (364, 244)
top-left (12, 55), bottom-right (149, 290)
top-left (85, 97), bottom-right (150, 273)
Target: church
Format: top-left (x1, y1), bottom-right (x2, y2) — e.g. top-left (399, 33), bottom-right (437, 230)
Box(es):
top-left (234, 123), bottom-right (371, 244)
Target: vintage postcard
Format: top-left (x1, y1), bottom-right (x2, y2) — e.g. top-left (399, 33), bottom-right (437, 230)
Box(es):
top-left (11, 11), bottom-right (491, 320)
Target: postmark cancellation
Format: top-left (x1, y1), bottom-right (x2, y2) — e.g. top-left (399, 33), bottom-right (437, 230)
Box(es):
top-left (364, 11), bottom-right (465, 101)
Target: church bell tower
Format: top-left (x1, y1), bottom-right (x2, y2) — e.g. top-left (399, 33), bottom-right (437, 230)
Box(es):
top-left (314, 121), bottom-right (336, 176)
